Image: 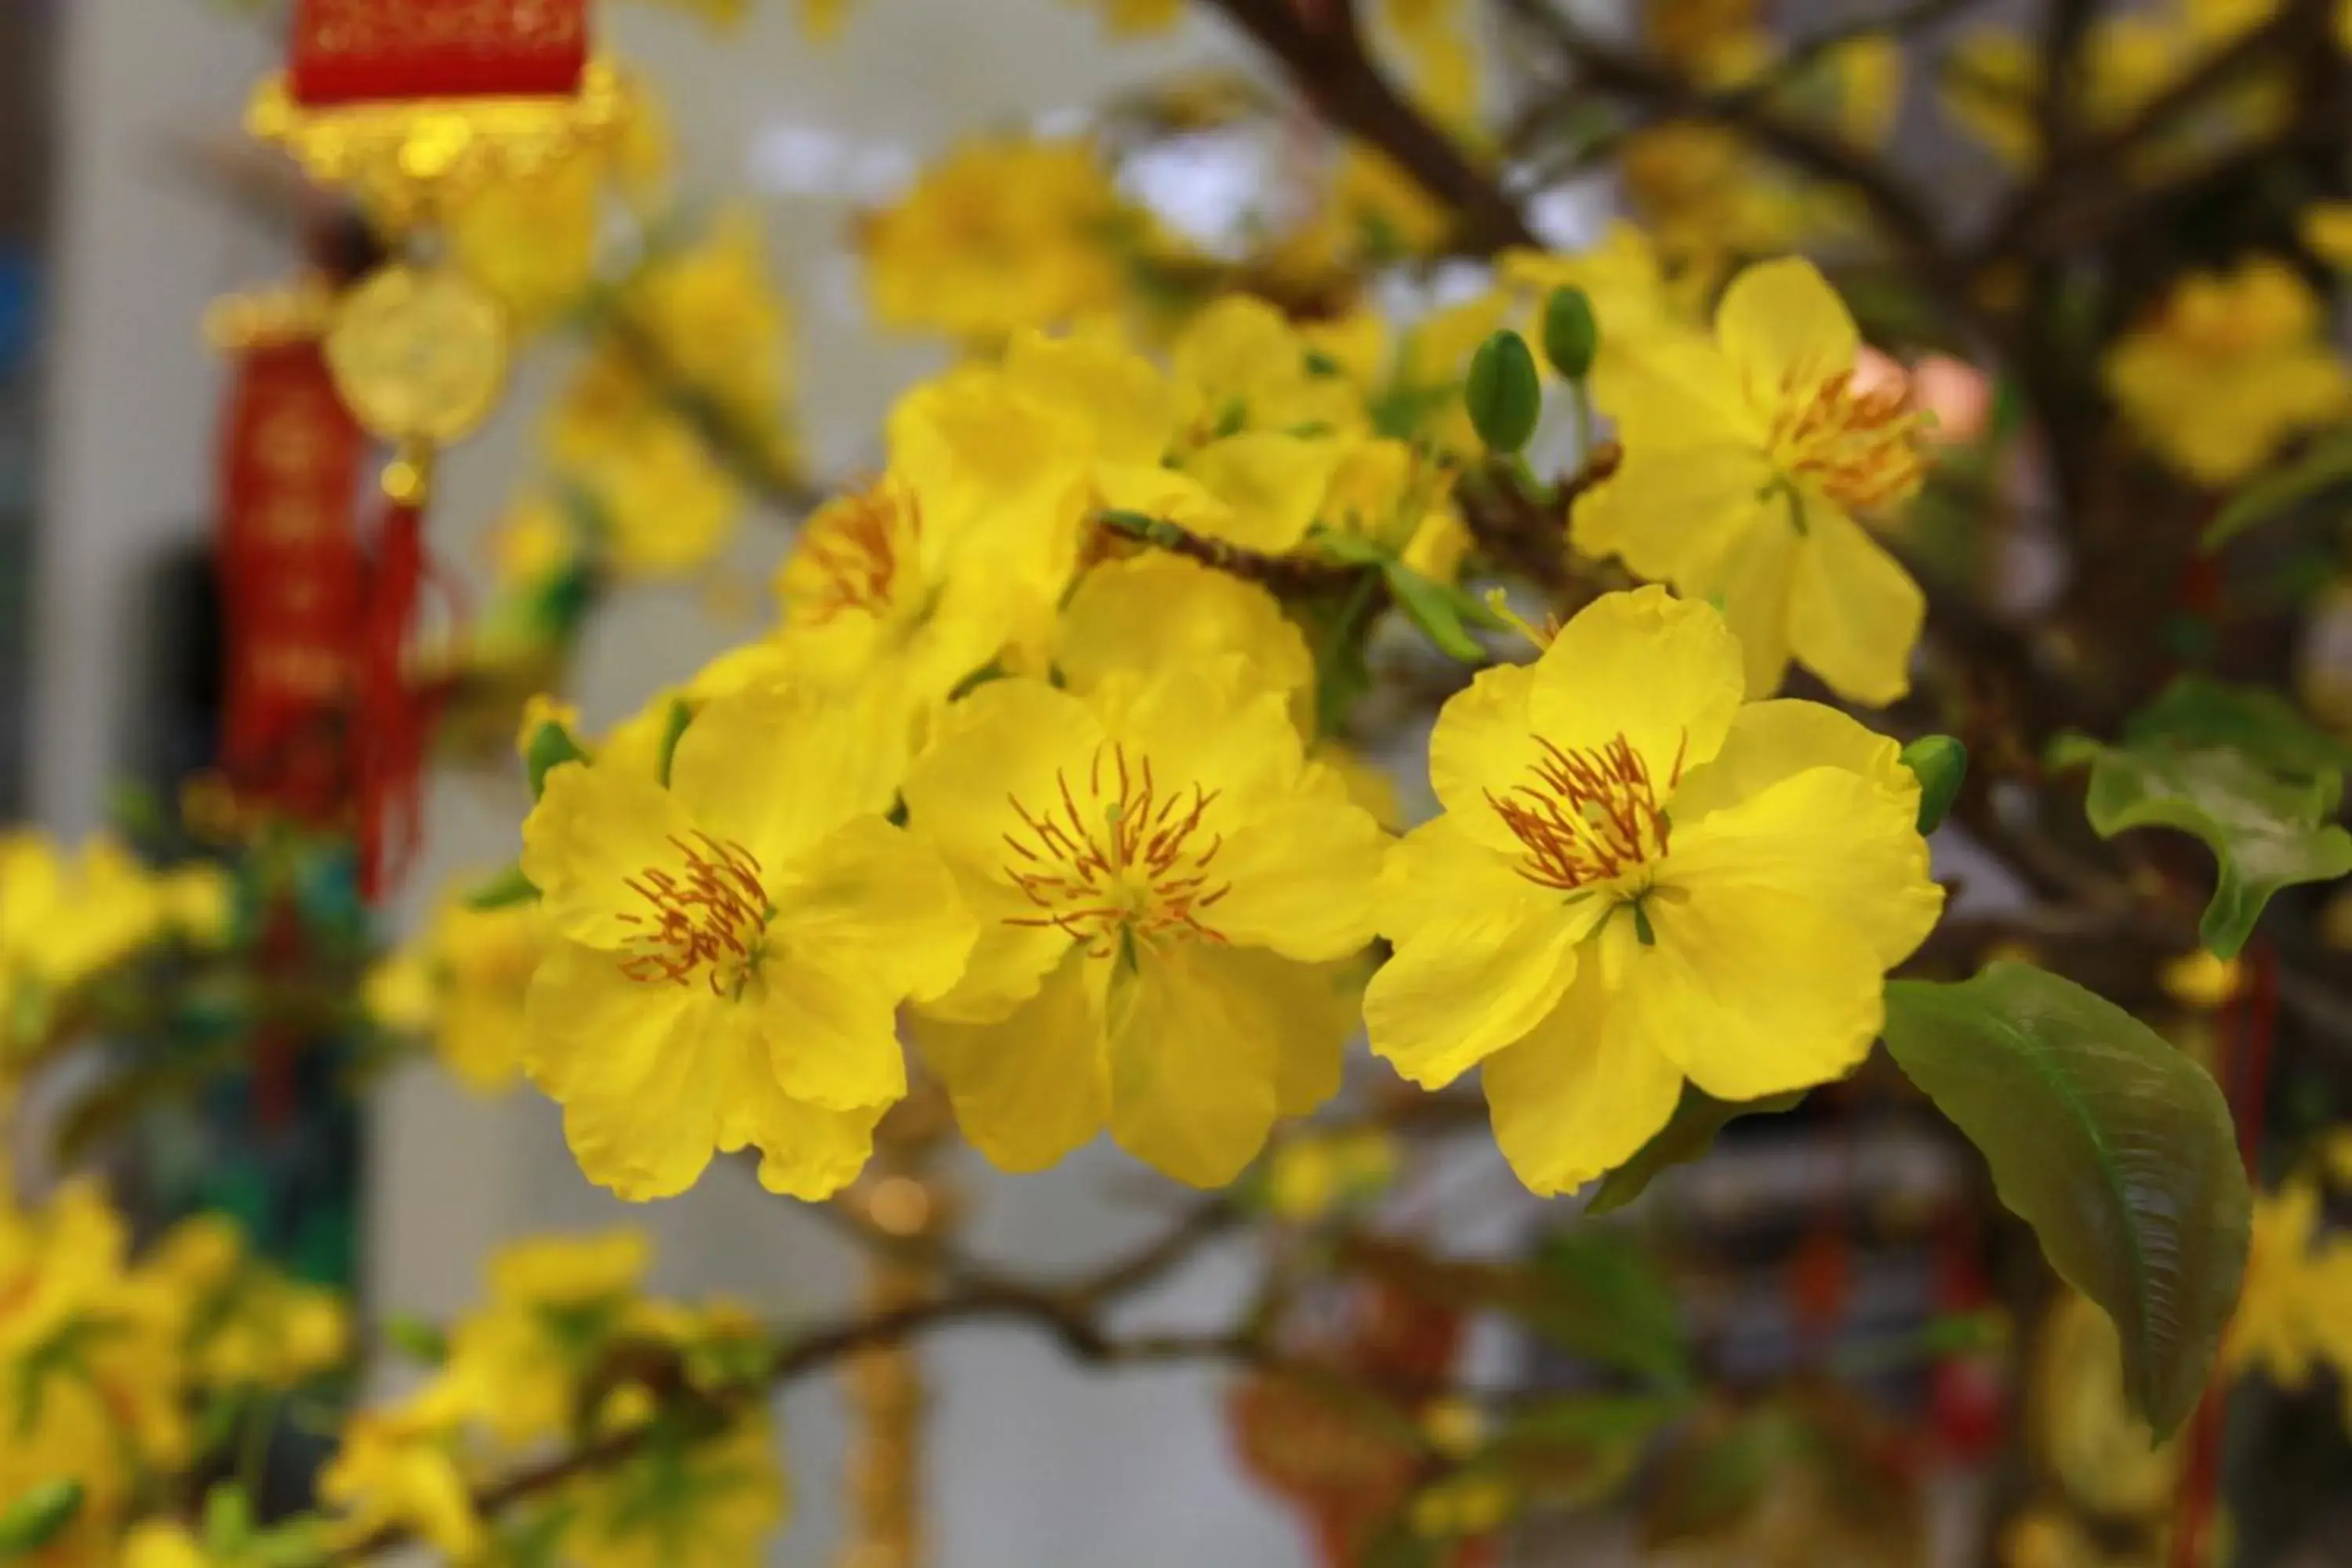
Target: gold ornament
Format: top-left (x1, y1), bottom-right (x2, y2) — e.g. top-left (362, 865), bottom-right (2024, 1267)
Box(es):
top-left (247, 60), bottom-right (633, 233)
top-left (325, 264), bottom-right (511, 445)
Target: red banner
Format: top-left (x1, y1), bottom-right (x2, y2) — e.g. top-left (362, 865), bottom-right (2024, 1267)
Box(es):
top-left (216, 339), bottom-right (368, 826)
top-left (289, 0), bottom-right (589, 106)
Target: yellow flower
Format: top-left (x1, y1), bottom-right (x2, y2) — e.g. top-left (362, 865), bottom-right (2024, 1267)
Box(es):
top-left (445, 1231), bottom-right (650, 1448)
top-left (122, 1523), bottom-right (217, 1568)
top-left (862, 138), bottom-right (1138, 339)
top-left (2223, 1178), bottom-right (2331, 1387)
top-left (1498, 222), bottom-right (1701, 377)
top-left (546, 352), bottom-right (746, 579)
top-left (368, 887), bottom-right (545, 1094)
top-left (321, 1377), bottom-right (485, 1559)
top-left (1379, 0), bottom-right (1482, 124)
top-left (1054, 553), bottom-right (1315, 702)
top-left (2302, 201), bottom-right (2352, 267)
top-left (1576, 257), bottom-right (1930, 706)
top-left (1367, 588), bottom-right (1942, 1196)
top-left (1322, 436), bottom-right (1471, 581)
top-left (2104, 258), bottom-right (2352, 486)
top-left (560, 1407), bottom-right (786, 1568)
top-left (521, 679), bottom-right (976, 1200)
top-left (619, 210), bottom-right (794, 437)
top-left (902, 661), bottom-right (1388, 1185)
top-left (144, 1215), bottom-right (349, 1391)
top-left (0, 1184), bottom-right (188, 1537)
top-left (1265, 1127), bottom-right (1398, 1221)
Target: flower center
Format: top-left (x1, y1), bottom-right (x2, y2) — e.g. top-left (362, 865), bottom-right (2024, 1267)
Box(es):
top-left (781, 482), bottom-right (917, 627)
top-left (614, 833), bottom-right (769, 995)
top-left (1488, 731), bottom-right (1682, 891)
top-left (1000, 742), bottom-right (1230, 956)
top-left (1766, 372), bottom-right (1927, 514)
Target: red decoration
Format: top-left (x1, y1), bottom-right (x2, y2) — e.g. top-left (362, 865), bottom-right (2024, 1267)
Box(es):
top-left (289, 0), bottom-right (590, 107)
top-left (355, 490), bottom-right (441, 899)
top-left (216, 336), bottom-right (368, 826)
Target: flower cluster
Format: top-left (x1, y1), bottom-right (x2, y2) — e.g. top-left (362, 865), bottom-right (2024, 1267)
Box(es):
top-left (0, 1185), bottom-right (347, 1566)
top-left (500, 238), bottom-right (1947, 1207)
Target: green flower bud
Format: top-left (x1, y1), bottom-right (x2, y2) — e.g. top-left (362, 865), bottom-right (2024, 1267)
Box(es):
top-left (1900, 735), bottom-right (1969, 833)
top-left (1465, 330), bottom-right (1541, 455)
top-left (1542, 285), bottom-right (1599, 380)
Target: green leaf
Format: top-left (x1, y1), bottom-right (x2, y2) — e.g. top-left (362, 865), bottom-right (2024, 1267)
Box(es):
top-left (0, 1479), bottom-right (83, 1559)
top-left (524, 717), bottom-right (588, 800)
top-left (1528, 1232), bottom-right (1693, 1388)
top-left (464, 864), bottom-right (539, 911)
top-left (1899, 735), bottom-right (1968, 833)
top-left (382, 1314), bottom-right (450, 1364)
top-left (2126, 675), bottom-right (2352, 782)
top-left (1882, 963), bottom-right (2251, 1436)
top-left (2049, 734), bottom-right (2352, 957)
top-left (1383, 561), bottom-right (1486, 662)
top-left (2202, 429), bottom-right (2352, 548)
top-left (1465, 330), bottom-right (1541, 454)
top-left (1588, 1087), bottom-right (1806, 1214)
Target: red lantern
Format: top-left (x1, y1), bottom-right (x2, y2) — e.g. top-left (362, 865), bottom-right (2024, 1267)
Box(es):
top-left (288, 0), bottom-right (590, 107)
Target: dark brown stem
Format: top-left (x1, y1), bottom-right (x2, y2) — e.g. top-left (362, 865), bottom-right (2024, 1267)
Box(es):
top-left (1200, 0), bottom-right (1535, 252)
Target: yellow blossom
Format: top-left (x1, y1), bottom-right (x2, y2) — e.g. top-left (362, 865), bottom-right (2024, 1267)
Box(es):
top-left (862, 139), bottom-right (1139, 339)
top-left (2223, 1178), bottom-right (2332, 1387)
top-left (2104, 258), bottom-right (2352, 485)
top-left (1054, 553), bottom-right (1315, 702)
top-left (144, 1215), bottom-right (348, 1391)
top-left (620, 210), bottom-right (794, 437)
top-left (445, 1231), bottom-right (651, 1448)
top-left (367, 886), bottom-right (548, 1094)
top-left (560, 1408), bottom-right (786, 1568)
top-left (321, 1377), bottom-right (485, 1559)
top-left (1576, 257), bottom-right (1930, 706)
top-left (546, 353), bottom-right (746, 579)
top-left (2302, 201), bottom-right (2352, 267)
top-left (902, 659), bottom-right (1388, 1185)
top-left (1367, 588), bottom-right (1942, 1196)
top-left (447, 155), bottom-right (604, 332)
top-left (520, 679), bottom-right (975, 1201)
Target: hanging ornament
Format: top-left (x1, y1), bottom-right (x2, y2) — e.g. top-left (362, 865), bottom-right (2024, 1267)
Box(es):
top-left (205, 276), bottom-right (368, 831)
top-left (243, 0), bottom-right (627, 897)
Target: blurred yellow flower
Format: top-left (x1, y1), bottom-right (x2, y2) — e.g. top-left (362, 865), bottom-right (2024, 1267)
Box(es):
top-left (1577, 256), bottom-right (1929, 705)
top-left (903, 659), bottom-right (1388, 1185)
top-left (561, 1406), bottom-right (786, 1568)
top-left (1368, 589), bottom-right (1941, 1196)
top-left (862, 138), bottom-right (1140, 339)
top-left (2104, 258), bottom-right (2351, 486)
top-left (521, 679), bottom-right (975, 1200)
top-left (366, 886), bottom-right (549, 1094)
top-left (144, 1214), bottom-right (349, 1392)
top-left (321, 1377), bottom-right (485, 1559)
top-left (446, 1230), bottom-right (651, 1448)
top-left (546, 352), bottom-right (747, 579)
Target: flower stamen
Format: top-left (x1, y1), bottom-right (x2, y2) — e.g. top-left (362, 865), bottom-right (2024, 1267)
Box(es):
top-left (1766, 371), bottom-right (1927, 514)
top-left (1001, 742), bottom-right (1229, 956)
top-left (614, 832), bottom-right (768, 994)
top-left (1487, 731), bottom-right (1683, 891)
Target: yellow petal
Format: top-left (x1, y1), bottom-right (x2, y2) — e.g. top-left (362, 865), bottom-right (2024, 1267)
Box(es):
top-left (1526, 585), bottom-right (1747, 778)
top-left (1006, 329), bottom-right (1181, 468)
top-left (742, 956), bottom-right (907, 1113)
top-left (1377, 813), bottom-right (1542, 946)
top-left (523, 945), bottom-right (720, 1200)
top-left (1207, 779), bottom-right (1389, 962)
top-left (668, 679), bottom-right (910, 868)
top-left (1426, 656), bottom-right (1547, 856)
top-left (1787, 506), bottom-right (1925, 706)
top-left (914, 946), bottom-right (1109, 1171)
top-left (521, 764), bottom-right (699, 950)
top-left (1058, 554), bottom-right (1314, 698)
top-left (1173, 295), bottom-right (1305, 408)
top-left (1668, 699), bottom-right (1918, 825)
top-left (1104, 942), bottom-right (1291, 1186)
top-left (1481, 965), bottom-right (1684, 1196)
top-left (767, 815), bottom-right (977, 1006)
top-left (1183, 432), bottom-right (1345, 552)
top-left (1715, 256), bottom-right (1857, 397)
top-left (1364, 894), bottom-right (1602, 1088)
top-left (715, 1041), bottom-right (887, 1200)
top-left (1667, 763), bottom-right (1941, 967)
top-left (1616, 882), bottom-right (1886, 1102)
top-left (902, 677), bottom-right (1108, 879)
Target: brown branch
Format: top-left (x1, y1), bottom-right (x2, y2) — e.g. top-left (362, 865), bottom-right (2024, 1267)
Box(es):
top-left (325, 1200), bottom-right (1249, 1562)
top-left (1200, 0), bottom-right (1535, 252)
